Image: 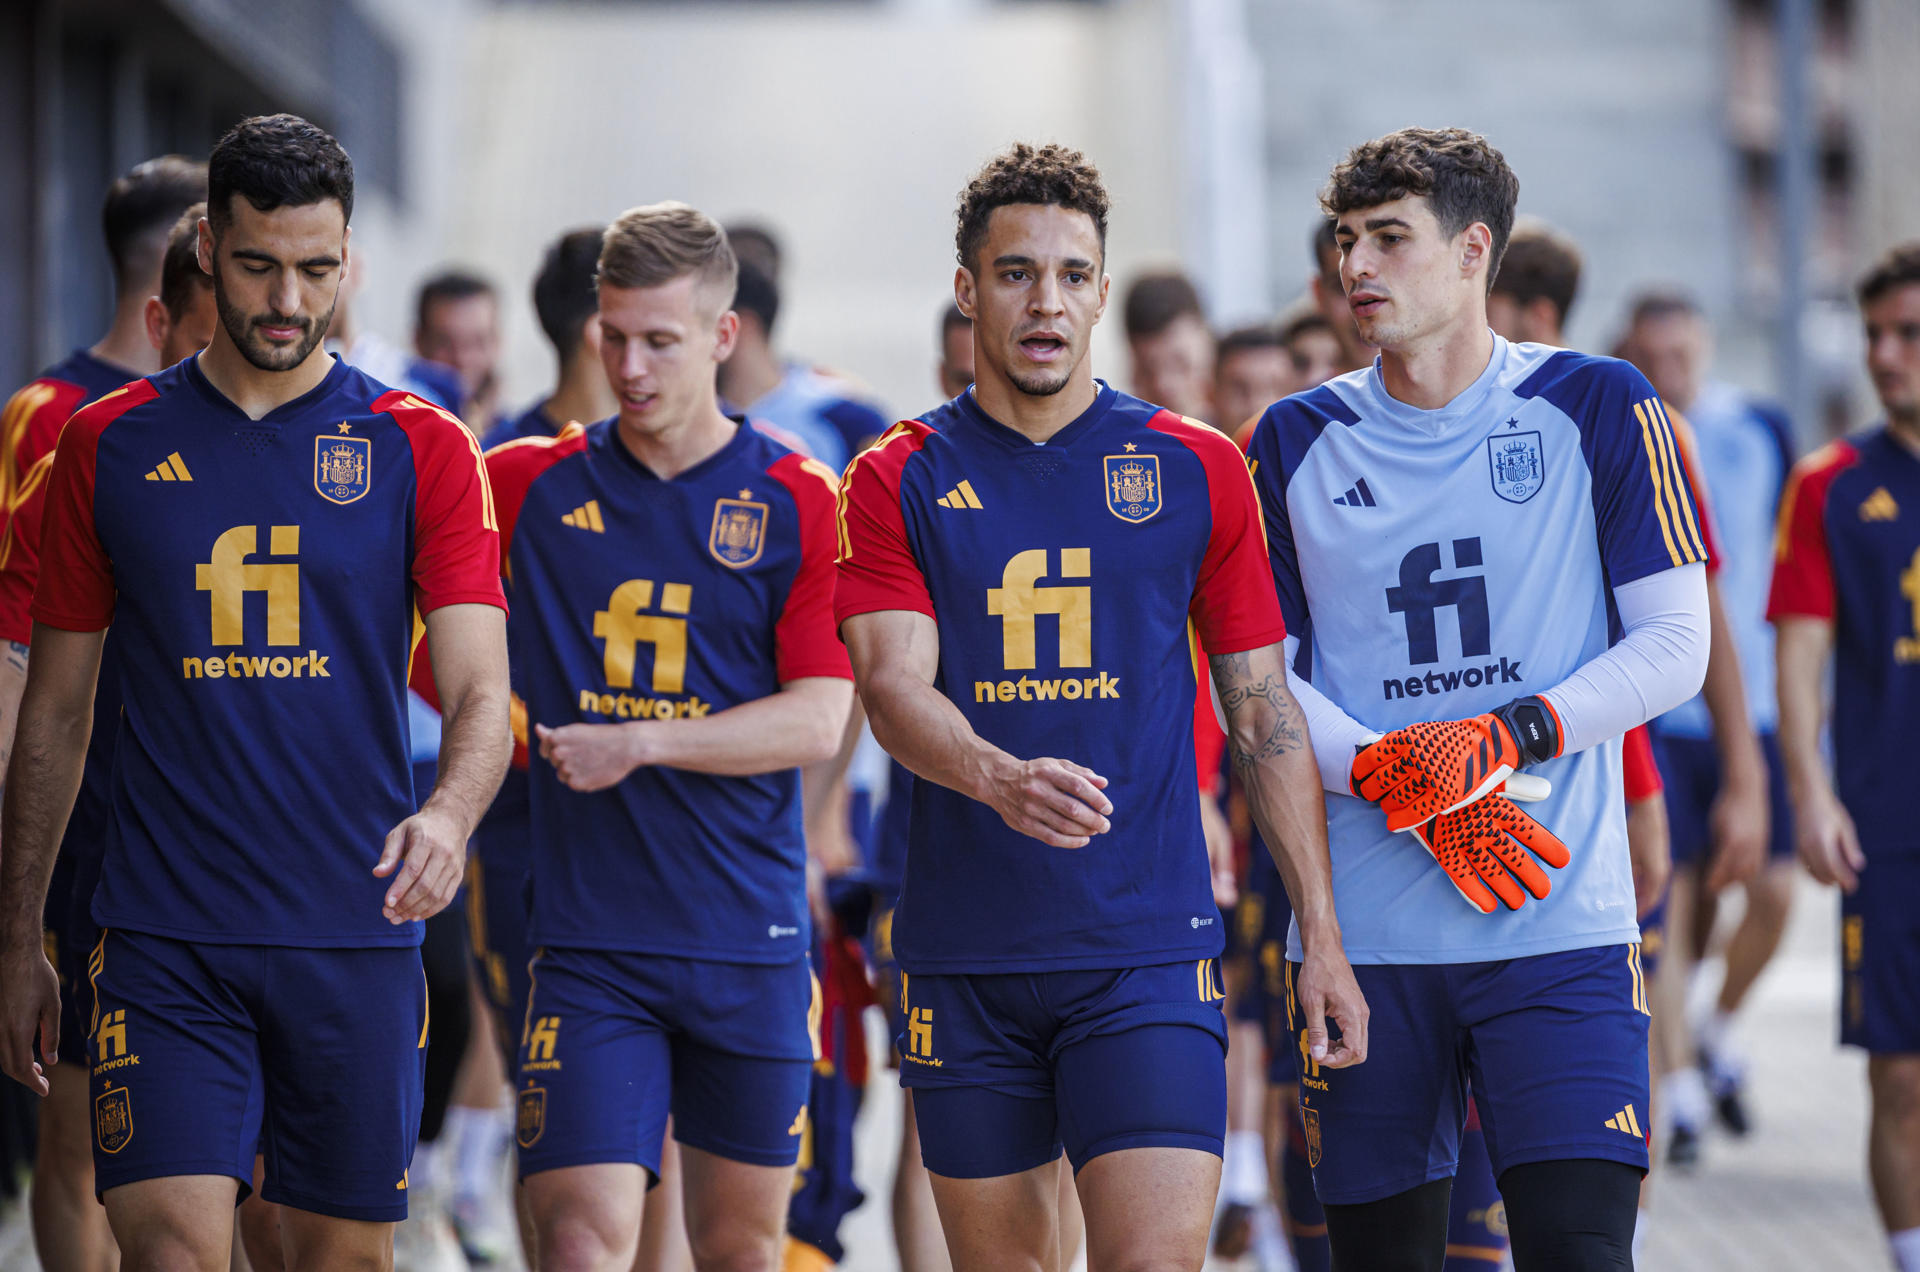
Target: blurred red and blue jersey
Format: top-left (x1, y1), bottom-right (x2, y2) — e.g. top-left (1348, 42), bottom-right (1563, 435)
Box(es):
top-left (1769, 428), bottom-right (1920, 856)
top-left (32, 356), bottom-right (504, 947)
top-left (489, 417), bottom-right (848, 962)
top-left (0, 349), bottom-right (135, 509)
top-left (835, 384), bottom-right (1285, 974)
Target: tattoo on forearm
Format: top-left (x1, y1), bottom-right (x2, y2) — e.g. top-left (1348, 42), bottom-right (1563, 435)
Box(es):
top-left (1210, 652), bottom-right (1304, 770)
top-left (6, 641), bottom-right (26, 673)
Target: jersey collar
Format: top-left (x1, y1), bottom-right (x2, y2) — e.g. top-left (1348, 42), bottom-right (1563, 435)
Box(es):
top-left (953, 379), bottom-right (1117, 452)
top-left (596, 412), bottom-right (757, 485)
top-left (181, 353), bottom-right (350, 425)
top-left (1357, 332), bottom-right (1510, 436)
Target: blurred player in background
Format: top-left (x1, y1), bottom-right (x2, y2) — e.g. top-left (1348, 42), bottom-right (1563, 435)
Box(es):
top-left (1306, 221), bottom-right (1370, 377)
top-left (1624, 290), bottom-right (1795, 1150)
top-left (0, 153), bottom-right (204, 1272)
top-left (1213, 323), bottom-right (1295, 439)
top-left (499, 202), bottom-right (851, 1272)
top-left (416, 269), bottom-right (505, 435)
top-left (486, 227), bottom-right (616, 447)
top-left (1123, 270), bottom-right (1216, 426)
top-left (0, 112), bottom-right (509, 1270)
top-left (1282, 311), bottom-right (1349, 393)
top-left (1770, 242), bottom-right (1920, 1272)
top-left (1249, 127), bottom-right (1710, 1269)
top-left (838, 141), bottom-right (1365, 1271)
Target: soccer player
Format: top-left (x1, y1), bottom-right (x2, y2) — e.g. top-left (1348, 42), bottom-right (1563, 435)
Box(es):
top-left (493, 202), bottom-right (851, 1272)
top-left (416, 269), bottom-right (504, 432)
top-left (485, 227), bottom-right (616, 448)
top-left (1770, 241), bottom-right (1920, 1272)
top-left (1213, 323), bottom-right (1296, 440)
top-left (1123, 269), bottom-right (1216, 425)
top-left (1282, 311), bottom-right (1348, 397)
top-left (837, 142), bottom-right (1365, 1271)
top-left (1625, 290), bottom-right (1795, 1140)
top-left (1306, 220), bottom-right (1370, 377)
top-left (0, 113), bottom-right (510, 1271)
top-left (1247, 128), bottom-right (1710, 1269)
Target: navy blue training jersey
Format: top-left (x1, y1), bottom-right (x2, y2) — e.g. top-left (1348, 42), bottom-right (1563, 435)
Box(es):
top-left (33, 356), bottom-right (505, 947)
top-left (834, 384), bottom-right (1286, 974)
top-left (488, 417), bottom-right (850, 962)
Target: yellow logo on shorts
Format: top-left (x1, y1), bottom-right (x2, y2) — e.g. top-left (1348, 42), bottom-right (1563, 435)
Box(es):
top-left (95, 1084), bottom-right (132, 1154)
top-left (516, 1085), bottom-right (546, 1149)
top-left (525, 1015), bottom-right (561, 1071)
top-left (1302, 1105), bottom-right (1322, 1169)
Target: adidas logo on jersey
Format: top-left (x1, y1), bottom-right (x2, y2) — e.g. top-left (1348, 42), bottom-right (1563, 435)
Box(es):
top-left (1861, 487), bottom-right (1899, 522)
top-left (1332, 478), bottom-right (1375, 507)
top-left (562, 500), bottom-right (605, 532)
top-left (144, 452), bottom-right (193, 482)
top-left (1604, 1104), bottom-right (1643, 1137)
top-left (936, 481), bottom-right (984, 510)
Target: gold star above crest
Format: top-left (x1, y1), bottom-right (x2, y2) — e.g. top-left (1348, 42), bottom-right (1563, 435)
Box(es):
top-left (739, 489), bottom-right (752, 499)
top-left (1123, 442), bottom-right (1138, 452)
top-left (338, 423), bottom-right (353, 434)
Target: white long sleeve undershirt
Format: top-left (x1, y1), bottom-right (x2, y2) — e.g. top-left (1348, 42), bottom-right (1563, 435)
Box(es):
top-left (1285, 562), bottom-right (1710, 793)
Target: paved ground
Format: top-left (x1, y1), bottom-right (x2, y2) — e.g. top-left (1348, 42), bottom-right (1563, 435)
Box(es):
top-left (0, 876), bottom-right (1884, 1271)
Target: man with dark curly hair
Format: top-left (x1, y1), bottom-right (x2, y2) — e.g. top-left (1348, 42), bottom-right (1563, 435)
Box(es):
top-left (835, 141), bottom-right (1366, 1269)
top-left (1245, 127), bottom-right (1712, 1270)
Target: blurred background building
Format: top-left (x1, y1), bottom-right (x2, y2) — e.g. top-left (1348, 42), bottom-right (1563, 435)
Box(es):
top-left (3, 0), bottom-right (1913, 436)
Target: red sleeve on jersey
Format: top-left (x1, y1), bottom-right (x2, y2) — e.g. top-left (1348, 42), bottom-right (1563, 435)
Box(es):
top-left (0, 377), bottom-right (90, 509)
top-left (768, 452), bottom-right (855, 683)
top-left (1667, 409), bottom-right (1722, 573)
top-left (485, 425), bottom-right (591, 564)
top-left (1621, 724), bottom-right (1662, 801)
top-left (0, 455), bottom-right (56, 645)
top-left (377, 391), bottom-right (508, 616)
top-left (1767, 440), bottom-right (1858, 622)
top-left (1148, 412), bottom-right (1287, 655)
top-left (31, 382), bottom-right (154, 632)
top-left (1191, 639), bottom-right (1226, 796)
top-left (833, 421), bottom-right (936, 624)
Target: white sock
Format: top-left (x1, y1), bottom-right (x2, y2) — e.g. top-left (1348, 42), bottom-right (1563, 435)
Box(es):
top-left (1891, 1226), bottom-right (1920, 1272)
top-left (1663, 1067), bottom-right (1710, 1130)
top-left (1222, 1130), bottom-right (1269, 1205)
top-left (409, 1138), bottom-right (443, 1199)
top-left (445, 1104), bottom-right (511, 1203)
top-left (1633, 1208), bottom-right (1650, 1261)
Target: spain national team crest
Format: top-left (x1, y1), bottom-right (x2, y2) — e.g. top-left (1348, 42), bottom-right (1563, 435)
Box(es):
top-left (1103, 453), bottom-right (1162, 523)
top-left (516, 1085), bottom-right (546, 1149)
top-left (314, 434), bottom-right (372, 505)
top-left (95, 1085), bottom-right (132, 1154)
top-left (709, 498), bottom-right (768, 569)
top-left (1302, 1105), bottom-right (1322, 1168)
top-left (1487, 430), bottom-right (1544, 504)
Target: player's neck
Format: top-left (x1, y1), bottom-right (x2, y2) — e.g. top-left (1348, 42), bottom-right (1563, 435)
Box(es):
top-left (196, 329), bottom-right (336, 421)
top-left (1377, 317), bottom-right (1494, 412)
top-left (718, 339), bottom-right (783, 409)
top-left (1887, 413), bottom-right (1920, 456)
top-left (90, 295), bottom-right (162, 378)
top-left (971, 362), bottom-right (1100, 445)
top-left (615, 400), bottom-right (736, 481)
top-left (545, 356), bottom-right (616, 434)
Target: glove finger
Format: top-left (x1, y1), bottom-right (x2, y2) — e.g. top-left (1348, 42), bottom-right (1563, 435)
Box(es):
top-left (1354, 753), bottom-right (1418, 804)
top-left (1462, 833), bottom-right (1531, 909)
top-left (1416, 825), bottom-right (1499, 914)
top-left (1349, 736), bottom-right (1407, 787)
top-left (1503, 808), bottom-right (1571, 869)
top-left (1503, 773), bottom-right (1553, 803)
top-left (1484, 829), bottom-right (1554, 901)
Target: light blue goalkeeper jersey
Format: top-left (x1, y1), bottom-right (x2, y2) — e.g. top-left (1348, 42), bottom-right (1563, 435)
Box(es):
top-left (1246, 336), bottom-right (1706, 964)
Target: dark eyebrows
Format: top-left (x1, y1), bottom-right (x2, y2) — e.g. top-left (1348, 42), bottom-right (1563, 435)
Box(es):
top-left (992, 254), bottom-right (1096, 271)
top-left (1363, 217), bottom-right (1413, 233)
top-left (993, 254), bottom-right (1037, 268)
top-left (229, 248), bottom-right (341, 269)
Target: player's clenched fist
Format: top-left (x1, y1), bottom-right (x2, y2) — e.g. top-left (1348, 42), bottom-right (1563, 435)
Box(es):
top-left (536, 721), bottom-right (645, 792)
top-left (982, 754), bottom-right (1112, 849)
top-left (0, 942), bottom-right (61, 1094)
top-left (375, 805), bottom-right (468, 924)
top-left (1295, 944), bottom-right (1368, 1069)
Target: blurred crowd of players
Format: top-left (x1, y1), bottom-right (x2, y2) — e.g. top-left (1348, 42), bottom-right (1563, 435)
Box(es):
top-left (0, 126), bottom-right (1912, 1272)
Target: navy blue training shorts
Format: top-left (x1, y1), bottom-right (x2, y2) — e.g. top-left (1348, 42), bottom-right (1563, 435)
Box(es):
top-left (1842, 853), bottom-right (1920, 1053)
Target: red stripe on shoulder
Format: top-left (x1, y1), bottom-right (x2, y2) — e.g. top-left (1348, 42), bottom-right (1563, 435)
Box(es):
top-left (1, 377), bottom-right (96, 505)
top-left (1766, 438), bottom-right (1861, 623)
top-left (377, 389), bottom-right (508, 617)
top-left (61, 378), bottom-right (158, 443)
top-left (486, 423), bottom-right (590, 557)
top-left (768, 450), bottom-right (855, 683)
top-left (833, 419), bottom-right (937, 624)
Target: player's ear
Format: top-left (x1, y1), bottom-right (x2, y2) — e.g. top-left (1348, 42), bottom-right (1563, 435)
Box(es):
top-left (712, 308), bottom-right (741, 363)
top-left (954, 266), bottom-right (976, 321)
top-left (338, 225), bottom-right (352, 290)
top-left (1460, 222), bottom-right (1492, 283)
top-left (1094, 272), bottom-right (1111, 325)
top-left (196, 216), bottom-right (215, 277)
top-left (143, 297), bottom-right (169, 354)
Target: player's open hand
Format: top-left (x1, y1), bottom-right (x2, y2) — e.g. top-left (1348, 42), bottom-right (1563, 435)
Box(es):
top-left (1295, 944), bottom-right (1368, 1069)
top-left (0, 943), bottom-right (60, 1095)
top-left (986, 755), bottom-right (1111, 848)
top-left (1796, 789), bottom-right (1865, 893)
top-left (1705, 768), bottom-right (1769, 893)
top-left (375, 805), bottom-right (468, 923)
top-left (536, 721), bottom-right (644, 793)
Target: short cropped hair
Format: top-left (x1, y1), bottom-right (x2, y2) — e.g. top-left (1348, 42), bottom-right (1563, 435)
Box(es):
top-left (955, 143), bottom-right (1110, 272)
top-left (940, 301), bottom-right (970, 341)
top-left (1321, 127), bottom-right (1519, 291)
top-left (598, 202), bottom-right (737, 309)
top-left (733, 261), bottom-right (779, 336)
top-left (1858, 243), bottom-right (1920, 307)
top-left (725, 222), bottom-right (782, 282)
top-left (1627, 290), bottom-right (1702, 328)
top-left (158, 203), bottom-right (211, 319)
top-left (416, 269), bottom-right (496, 335)
top-left (103, 156), bottom-right (207, 287)
top-left (1311, 218), bottom-right (1340, 274)
top-left (533, 227), bottom-right (605, 361)
top-left (1279, 310), bottom-right (1336, 348)
top-left (1491, 220), bottom-right (1584, 326)
top-left (1216, 322), bottom-right (1284, 361)
top-left (208, 114), bottom-right (353, 233)
top-left (1123, 271), bottom-right (1205, 340)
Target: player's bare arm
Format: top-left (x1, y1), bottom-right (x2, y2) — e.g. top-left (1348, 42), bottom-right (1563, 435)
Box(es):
top-left (0, 640), bottom-right (29, 794)
top-left (1210, 643), bottom-right (1367, 1068)
top-left (1774, 614), bottom-right (1863, 892)
top-left (536, 675), bottom-right (851, 791)
top-left (377, 601), bottom-right (510, 924)
top-left (1699, 572), bottom-right (1769, 891)
top-left (843, 607), bottom-right (1111, 850)
top-left (0, 625), bottom-right (103, 1093)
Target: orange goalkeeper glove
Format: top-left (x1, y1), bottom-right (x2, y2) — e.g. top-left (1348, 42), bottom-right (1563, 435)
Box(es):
top-left (1411, 794), bottom-right (1571, 913)
top-left (1350, 695), bottom-right (1563, 833)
